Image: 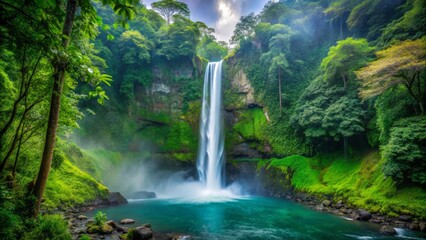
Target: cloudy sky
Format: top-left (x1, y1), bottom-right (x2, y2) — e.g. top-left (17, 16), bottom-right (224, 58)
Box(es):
top-left (142, 0), bottom-right (270, 42)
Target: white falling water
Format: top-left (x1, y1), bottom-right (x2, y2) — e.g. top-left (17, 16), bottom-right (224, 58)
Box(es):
top-left (197, 61), bottom-right (225, 192)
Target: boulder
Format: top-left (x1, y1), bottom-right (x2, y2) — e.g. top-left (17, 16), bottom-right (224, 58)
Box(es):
top-left (380, 225), bottom-right (397, 236)
top-left (109, 192), bottom-right (128, 205)
top-left (419, 222), bottom-right (426, 232)
top-left (128, 224), bottom-right (153, 240)
top-left (358, 209), bottom-right (372, 221)
top-left (321, 200), bottom-right (331, 207)
top-left (128, 191), bottom-right (157, 199)
top-left (86, 223), bottom-right (113, 235)
top-left (120, 218), bottom-right (136, 224)
top-left (409, 222), bottom-right (420, 230)
top-left (350, 212), bottom-right (361, 220)
top-left (117, 226), bottom-right (129, 233)
top-left (398, 215), bottom-right (412, 221)
top-left (106, 220), bottom-right (118, 229)
top-left (77, 215), bottom-right (88, 220)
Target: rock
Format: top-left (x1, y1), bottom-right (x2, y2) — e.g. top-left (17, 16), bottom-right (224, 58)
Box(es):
top-left (86, 223), bottom-right (113, 235)
top-left (351, 212), bottom-right (361, 220)
top-left (109, 192), bottom-right (128, 205)
top-left (380, 225), bottom-right (397, 235)
top-left (398, 215), bottom-right (412, 221)
top-left (321, 200), bottom-right (331, 207)
top-left (77, 215), bottom-right (88, 220)
top-left (337, 200), bottom-right (343, 205)
top-left (117, 226), bottom-right (129, 233)
top-left (358, 209), bottom-right (372, 221)
top-left (315, 205), bottom-right (324, 211)
top-left (120, 219), bottom-right (136, 224)
top-left (128, 224), bottom-right (153, 240)
top-left (409, 223), bottom-right (420, 230)
top-left (230, 143), bottom-right (261, 158)
top-left (419, 222), bottom-right (426, 231)
top-left (106, 220), bottom-right (118, 229)
top-left (72, 227), bottom-right (86, 234)
top-left (128, 191), bottom-right (157, 199)
top-left (334, 203), bottom-right (343, 209)
top-left (231, 70), bottom-right (256, 106)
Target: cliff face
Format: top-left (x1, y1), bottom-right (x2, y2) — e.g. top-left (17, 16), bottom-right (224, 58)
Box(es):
top-left (223, 59), bottom-right (272, 159)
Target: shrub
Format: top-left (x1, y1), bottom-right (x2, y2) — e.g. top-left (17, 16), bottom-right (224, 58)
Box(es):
top-left (24, 214), bottom-right (71, 240)
top-left (0, 206), bottom-right (22, 240)
top-left (94, 211), bottom-right (107, 226)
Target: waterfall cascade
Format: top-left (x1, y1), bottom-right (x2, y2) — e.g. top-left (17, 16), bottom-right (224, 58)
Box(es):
top-left (196, 61), bottom-right (225, 192)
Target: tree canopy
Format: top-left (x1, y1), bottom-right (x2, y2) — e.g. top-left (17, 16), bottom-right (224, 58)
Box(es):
top-left (151, 0), bottom-right (190, 25)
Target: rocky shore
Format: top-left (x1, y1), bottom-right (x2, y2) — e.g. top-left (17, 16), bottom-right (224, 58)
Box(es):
top-left (268, 191), bottom-right (426, 235)
top-left (63, 192), bottom-right (189, 240)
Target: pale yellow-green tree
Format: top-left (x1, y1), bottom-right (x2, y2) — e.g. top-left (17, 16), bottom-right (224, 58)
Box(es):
top-left (356, 37), bottom-right (426, 114)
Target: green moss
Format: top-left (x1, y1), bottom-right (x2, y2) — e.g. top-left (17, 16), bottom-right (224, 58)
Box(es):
top-left (164, 121), bottom-right (197, 153)
top-left (270, 156), bottom-right (327, 193)
top-left (234, 108), bottom-right (267, 140)
top-left (44, 160), bottom-right (109, 209)
top-left (267, 152), bottom-right (426, 219)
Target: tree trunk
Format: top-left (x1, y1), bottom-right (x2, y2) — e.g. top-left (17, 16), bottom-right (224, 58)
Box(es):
top-left (32, 0), bottom-right (77, 217)
top-left (278, 67), bottom-right (282, 116)
top-left (12, 125), bottom-right (23, 179)
top-left (343, 137), bottom-right (348, 160)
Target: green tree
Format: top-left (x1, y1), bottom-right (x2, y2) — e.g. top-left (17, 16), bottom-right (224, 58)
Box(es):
top-left (230, 13), bottom-right (259, 45)
top-left (157, 15), bottom-right (201, 59)
top-left (32, 0), bottom-right (138, 217)
top-left (321, 38), bottom-right (374, 88)
top-left (382, 116), bottom-right (426, 185)
top-left (151, 0), bottom-right (190, 25)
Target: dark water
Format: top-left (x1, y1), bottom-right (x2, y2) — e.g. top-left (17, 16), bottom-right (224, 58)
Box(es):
top-left (87, 196), bottom-right (425, 240)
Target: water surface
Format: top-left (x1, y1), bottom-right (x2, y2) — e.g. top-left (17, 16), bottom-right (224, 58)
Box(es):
top-left (88, 196), bottom-right (426, 240)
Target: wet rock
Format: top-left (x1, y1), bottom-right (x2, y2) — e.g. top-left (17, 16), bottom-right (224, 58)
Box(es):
top-left (358, 209), bottom-right (372, 221)
top-left (399, 215), bottom-right (412, 221)
top-left (334, 203), bottom-right (343, 209)
top-left (321, 200), bottom-right (331, 207)
top-left (315, 205), bottom-right (324, 211)
top-left (106, 220), bottom-right (118, 229)
top-left (120, 219), bottom-right (136, 224)
top-left (128, 224), bottom-right (153, 240)
top-left (380, 225), bottom-right (397, 235)
top-left (117, 226), bottom-right (129, 233)
top-left (351, 212), bottom-right (361, 220)
top-left (419, 222), bottom-right (426, 231)
top-left (128, 191), bottom-right (157, 199)
top-left (109, 192), bottom-right (128, 205)
top-left (230, 143), bottom-right (261, 158)
top-left (77, 215), bottom-right (88, 220)
top-left (409, 222), bottom-right (420, 230)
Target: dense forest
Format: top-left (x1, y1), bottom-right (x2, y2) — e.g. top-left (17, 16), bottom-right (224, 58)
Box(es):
top-left (0, 0), bottom-right (425, 239)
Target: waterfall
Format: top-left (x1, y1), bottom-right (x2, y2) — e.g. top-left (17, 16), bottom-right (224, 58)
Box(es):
top-left (197, 61), bottom-right (225, 192)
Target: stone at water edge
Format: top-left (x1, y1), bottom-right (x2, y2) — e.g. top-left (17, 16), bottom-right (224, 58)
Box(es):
top-left (106, 220), bottom-right (118, 229)
top-left (77, 215), bottom-right (88, 220)
top-left (120, 218), bottom-right (136, 224)
top-left (321, 200), bottom-right (331, 207)
top-left (380, 225), bottom-right (397, 235)
top-left (358, 209), bottom-right (372, 221)
top-left (128, 224), bottom-right (153, 240)
top-left (109, 192), bottom-right (128, 205)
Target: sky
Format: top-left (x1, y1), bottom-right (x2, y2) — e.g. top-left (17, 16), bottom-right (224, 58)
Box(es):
top-left (142, 0), bottom-right (270, 42)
